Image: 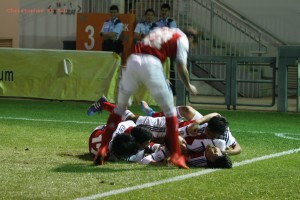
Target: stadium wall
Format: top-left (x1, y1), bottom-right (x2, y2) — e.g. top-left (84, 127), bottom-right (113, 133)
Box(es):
top-left (0, 0), bottom-right (20, 48)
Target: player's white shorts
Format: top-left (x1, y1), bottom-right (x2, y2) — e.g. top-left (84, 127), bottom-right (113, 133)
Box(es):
top-left (121, 54), bottom-right (175, 116)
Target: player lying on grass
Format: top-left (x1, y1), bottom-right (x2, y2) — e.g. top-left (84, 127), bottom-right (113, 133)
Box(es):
top-left (88, 97), bottom-right (241, 157)
top-left (88, 97), bottom-right (239, 166)
top-left (89, 122), bottom-right (153, 162)
top-left (140, 101), bottom-right (242, 155)
top-left (89, 122), bottom-right (232, 168)
top-left (112, 133), bottom-right (232, 168)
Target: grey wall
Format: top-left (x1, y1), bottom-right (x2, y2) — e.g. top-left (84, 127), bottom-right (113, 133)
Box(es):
top-left (19, 0), bottom-right (300, 49)
top-left (20, 0), bottom-right (82, 49)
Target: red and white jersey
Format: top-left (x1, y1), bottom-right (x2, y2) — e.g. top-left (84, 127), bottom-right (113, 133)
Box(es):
top-left (89, 125), bottom-right (106, 156)
top-left (136, 114), bottom-right (237, 148)
top-left (108, 120), bottom-right (136, 150)
top-left (136, 116), bottom-right (166, 138)
top-left (185, 135), bottom-right (225, 167)
top-left (134, 27), bottom-right (189, 65)
top-left (136, 116), bottom-right (199, 139)
top-left (180, 123), bottom-right (237, 148)
top-left (185, 134), bottom-right (226, 153)
top-left (186, 134), bottom-right (225, 167)
top-left (89, 121), bottom-right (136, 156)
top-left (139, 136), bottom-right (225, 167)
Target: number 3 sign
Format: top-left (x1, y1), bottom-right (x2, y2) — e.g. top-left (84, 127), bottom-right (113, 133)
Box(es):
top-left (76, 13), bottom-right (136, 64)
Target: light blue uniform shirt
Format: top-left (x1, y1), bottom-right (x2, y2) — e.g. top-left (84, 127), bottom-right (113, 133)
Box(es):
top-left (155, 17), bottom-right (177, 28)
top-left (134, 21), bottom-right (156, 36)
top-left (100, 18), bottom-right (123, 40)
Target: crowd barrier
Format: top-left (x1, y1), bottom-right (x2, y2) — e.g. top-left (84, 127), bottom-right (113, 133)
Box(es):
top-left (0, 48), bottom-right (169, 105)
top-left (0, 48), bottom-right (121, 102)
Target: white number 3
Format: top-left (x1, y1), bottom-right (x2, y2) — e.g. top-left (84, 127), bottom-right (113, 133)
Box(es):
top-left (84, 25), bottom-right (95, 50)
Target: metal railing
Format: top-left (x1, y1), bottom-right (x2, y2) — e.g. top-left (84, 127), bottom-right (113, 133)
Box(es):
top-left (82, 0), bottom-right (286, 57)
top-left (184, 56), bottom-right (276, 109)
top-left (81, 0), bottom-right (285, 108)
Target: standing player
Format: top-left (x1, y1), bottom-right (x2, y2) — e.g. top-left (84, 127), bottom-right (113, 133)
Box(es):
top-left (94, 27), bottom-right (198, 168)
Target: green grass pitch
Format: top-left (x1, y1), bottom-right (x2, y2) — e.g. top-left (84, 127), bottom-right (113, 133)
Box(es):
top-left (0, 98), bottom-right (299, 200)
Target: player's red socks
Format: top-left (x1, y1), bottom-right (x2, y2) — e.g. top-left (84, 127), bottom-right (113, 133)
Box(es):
top-left (165, 116), bottom-right (189, 169)
top-left (152, 111), bottom-right (164, 117)
top-left (101, 101), bottom-right (116, 113)
top-left (94, 112), bottom-right (122, 165)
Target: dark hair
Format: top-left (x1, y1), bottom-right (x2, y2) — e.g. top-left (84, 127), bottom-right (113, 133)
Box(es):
top-left (161, 3), bottom-right (171, 10)
top-left (111, 126), bottom-right (152, 159)
top-left (145, 8), bottom-right (155, 15)
top-left (110, 5), bottom-right (119, 12)
top-left (130, 126), bottom-right (152, 144)
top-left (207, 154), bottom-right (232, 168)
top-left (207, 116), bottom-right (229, 136)
top-left (111, 134), bottom-right (139, 159)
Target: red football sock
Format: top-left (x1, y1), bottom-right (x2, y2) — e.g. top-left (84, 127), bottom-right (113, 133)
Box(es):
top-left (152, 111), bottom-right (165, 118)
top-left (165, 116), bottom-right (188, 169)
top-left (165, 116), bottom-right (181, 154)
top-left (101, 102), bottom-right (116, 113)
top-left (97, 113), bottom-right (122, 164)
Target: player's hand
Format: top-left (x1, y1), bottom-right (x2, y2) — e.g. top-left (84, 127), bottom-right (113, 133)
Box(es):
top-left (187, 84), bottom-right (198, 95)
top-left (224, 147), bottom-right (232, 155)
top-left (187, 122), bottom-right (199, 136)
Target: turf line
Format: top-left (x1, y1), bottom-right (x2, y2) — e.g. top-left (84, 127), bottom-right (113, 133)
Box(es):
top-left (0, 116), bottom-right (99, 124)
top-left (74, 148), bottom-right (300, 200)
top-left (0, 116), bottom-right (279, 134)
top-left (1, 116), bottom-right (298, 137)
top-left (275, 133), bottom-right (300, 140)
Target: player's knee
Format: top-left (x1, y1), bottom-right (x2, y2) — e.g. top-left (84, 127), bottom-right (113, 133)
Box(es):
top-left (178, 105), bottom-right (193, 116)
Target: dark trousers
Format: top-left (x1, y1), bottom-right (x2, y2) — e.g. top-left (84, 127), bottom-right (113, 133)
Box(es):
top-left (102, 39), bottom-right (123, 55)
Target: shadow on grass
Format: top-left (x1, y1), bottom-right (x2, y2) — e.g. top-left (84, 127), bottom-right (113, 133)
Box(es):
top-left (54, 153), bottom-right (177, 173)
top-left (58, 152), bottom-right (93, 161)
top-left (54, 153), bottom-right (180, 173)
top-left (52, 162), bottom-right (175, 173)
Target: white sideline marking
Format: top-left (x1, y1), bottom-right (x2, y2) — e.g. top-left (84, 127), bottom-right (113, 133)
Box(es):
top-left (275, 133), bottom-right (300, 140)
top-left (1, 116), bottom-right (299, 198)
top-left (0, 116), bottom-right (99, 124)
top-left (0, 116), bottom-right (298, 138)
top-left (74, 148), bottom-right (300, 200)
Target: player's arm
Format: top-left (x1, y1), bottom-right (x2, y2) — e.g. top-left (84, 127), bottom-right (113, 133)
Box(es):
top-left (176, 37), bottom-right (198, 95)
top-left (140, 147), bottom-right (169, 166)
top-left (177, 105), bottom-right (203, 121)
top-left (176, 62), bottom-right (197, 95)
top-left (225, 143), bottom-right (242, 155)
top-left (184, 113), bottom-right (220, 136)
top-left (194, 112), bottom-right (220, 125)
